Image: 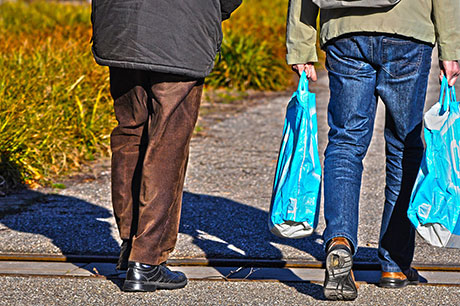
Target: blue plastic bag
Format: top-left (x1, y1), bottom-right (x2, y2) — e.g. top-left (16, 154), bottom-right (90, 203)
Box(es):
top-left (268, 72), bottom-right (321, 238)
top-left (408, 77), bottom-right (460, 248)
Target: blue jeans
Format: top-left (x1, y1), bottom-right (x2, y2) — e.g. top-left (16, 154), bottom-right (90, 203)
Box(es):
top-left (323, 34), bottom-right (432, 272)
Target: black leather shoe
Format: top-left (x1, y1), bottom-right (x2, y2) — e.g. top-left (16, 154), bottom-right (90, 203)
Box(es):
top-left (116, 239), bottom-right (131, 271)
top-left (122, 261), bottom-right (188, 292)
top-left (323, 237), bottom-right (358, 301)
top-left (379, 268), bottom-right (419, 288)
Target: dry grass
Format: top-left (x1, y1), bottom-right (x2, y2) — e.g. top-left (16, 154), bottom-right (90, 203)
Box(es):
top-left (0, 1), bottom-right (113, 189)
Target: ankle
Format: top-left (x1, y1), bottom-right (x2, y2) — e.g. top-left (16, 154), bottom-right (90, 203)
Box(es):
top-left (327, 237), bottom-right (352, 252)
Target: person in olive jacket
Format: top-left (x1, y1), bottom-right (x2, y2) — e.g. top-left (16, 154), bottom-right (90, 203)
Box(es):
top-left (286, 0), bottom-right (460, 301)
top-left (91, 0), bottom-right (242, 292)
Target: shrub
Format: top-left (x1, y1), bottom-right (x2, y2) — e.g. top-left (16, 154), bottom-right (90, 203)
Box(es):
top-left (207, 0), bottom-right (292, 90)
top-left (207, 29), bottom-right (288, 91)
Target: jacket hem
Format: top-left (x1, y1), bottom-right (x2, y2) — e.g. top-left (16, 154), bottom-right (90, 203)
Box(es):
top-left (286, 47), bottom-right (318, 65)
top-left (320, 27), bottom-right (436, 49)
top-left (92, 51), bottom-right (212, 79)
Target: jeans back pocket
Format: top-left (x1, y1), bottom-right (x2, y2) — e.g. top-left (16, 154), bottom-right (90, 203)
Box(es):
top-left (382, 37), bottom-right (429, 79)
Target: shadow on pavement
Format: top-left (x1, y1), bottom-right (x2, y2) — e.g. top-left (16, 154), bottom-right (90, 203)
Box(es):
top-left (180, 191), bottom-right (370, 300)
top-left (181, 191), bottom-right (326, 261)
top-left (0, 189), bottom-right (120, 257)
top-left (0, 189), bottom-right (380, 300)
top-left (181, 191), bottom-right (377, 263)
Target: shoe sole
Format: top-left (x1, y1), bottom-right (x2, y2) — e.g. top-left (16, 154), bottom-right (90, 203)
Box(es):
top-left (122, 279), bottom-right (188, 292)
top-left (379, 279), bottom-right (419, 289)
top-left (324, 248), bottom-right (357, 301)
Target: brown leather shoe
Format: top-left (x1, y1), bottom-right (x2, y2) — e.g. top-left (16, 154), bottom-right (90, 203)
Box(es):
top-left (323, 237), bottom-right (358, 301)
top-left (379, 268), bottom-right (419, 288)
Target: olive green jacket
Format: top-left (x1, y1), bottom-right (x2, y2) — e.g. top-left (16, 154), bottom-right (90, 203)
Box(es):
top-left (286, 0), bottom-right (460, 64)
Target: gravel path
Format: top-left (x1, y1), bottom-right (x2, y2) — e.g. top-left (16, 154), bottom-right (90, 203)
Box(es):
top-left (1, 276), bottom-right (459, 306)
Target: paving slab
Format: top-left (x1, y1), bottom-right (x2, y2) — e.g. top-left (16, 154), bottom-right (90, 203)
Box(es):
top-left (1, 50), bottom-right (460, 268)
top-left (1, 261), bottom-right (460, 286)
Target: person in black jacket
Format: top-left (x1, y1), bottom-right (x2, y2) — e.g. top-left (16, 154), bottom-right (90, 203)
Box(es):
top-left (91, 0), bottom-right (241, 292)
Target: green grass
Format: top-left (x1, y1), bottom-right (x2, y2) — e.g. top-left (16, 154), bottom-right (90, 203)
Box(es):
top-left (208, 0), bottom-right (291, 90)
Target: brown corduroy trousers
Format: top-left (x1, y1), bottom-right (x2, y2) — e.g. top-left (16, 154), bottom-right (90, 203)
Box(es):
top-left (109, 67), bottom-right (203, 265)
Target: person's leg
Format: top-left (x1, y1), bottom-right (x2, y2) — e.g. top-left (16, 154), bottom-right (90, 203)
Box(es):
top-left (375, 36), bottom-right (432, 280)
top-left (323, 35), bottom-right (378, 300)
top-left (109, 67), bottom-right (151, 269)
top-left (323, 36), bottom-right (378, 254)
top-left (119, 72), bottom-right (203, 292)
top-left (129, 72), bottom-right (204, 266)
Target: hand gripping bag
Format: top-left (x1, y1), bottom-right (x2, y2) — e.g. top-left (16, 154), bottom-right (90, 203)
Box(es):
top-left (408, 78), bottom-right (460, 248)
top-left (268, 72), bottom-right (321, 238)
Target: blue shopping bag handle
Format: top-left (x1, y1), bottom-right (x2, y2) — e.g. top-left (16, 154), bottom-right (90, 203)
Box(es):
top-left (298, 71), bottom-right (309, 93)
top-left (440, 77), bottom-right (458, 113)
top-left (451, 81), bottom-right (457, 102)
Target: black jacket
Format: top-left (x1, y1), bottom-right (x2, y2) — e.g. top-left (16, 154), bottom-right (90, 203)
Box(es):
top-left (91, 0), bottom-right (241, 78)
